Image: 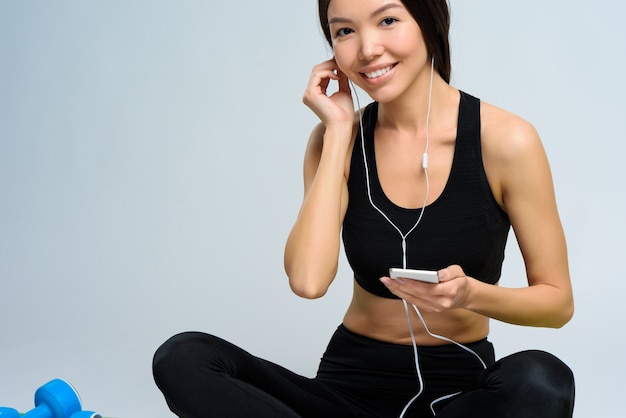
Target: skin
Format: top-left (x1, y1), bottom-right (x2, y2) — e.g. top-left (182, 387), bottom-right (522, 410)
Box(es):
top-left (284, 0), bottom-right (573, 346)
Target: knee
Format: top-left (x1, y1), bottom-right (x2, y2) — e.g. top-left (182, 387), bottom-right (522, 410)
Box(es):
top-left (519, 350), bottom-right (574, 391)
top-left (502, 350), bottom-right (575, 410)
top-left (152, 332), bottom-right (219, 388)
top-left (153, 332), bottom-right (191, 386)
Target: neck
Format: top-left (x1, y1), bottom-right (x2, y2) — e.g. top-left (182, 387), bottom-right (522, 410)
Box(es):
top-left (377, 73), bottom-right (454, 134)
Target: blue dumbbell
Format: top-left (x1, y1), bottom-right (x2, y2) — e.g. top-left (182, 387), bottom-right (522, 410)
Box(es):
top-left (21, 378), bottom-right (81, 417)
top-left (1, 379), bottom-right (101, 418)
top-left (0, 407), bottom-right (100, 418)
top-left (0, 407), bottom-right (21, 418)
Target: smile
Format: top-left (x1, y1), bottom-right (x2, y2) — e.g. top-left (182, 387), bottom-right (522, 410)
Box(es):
top-left (363, 65), bottom-right (395, 79)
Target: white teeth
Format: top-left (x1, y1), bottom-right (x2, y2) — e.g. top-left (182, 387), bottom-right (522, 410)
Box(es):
top-left (364, 65), bottom-right (393, 79)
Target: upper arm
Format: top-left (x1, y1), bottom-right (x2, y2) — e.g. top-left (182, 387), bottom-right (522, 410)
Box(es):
top-left (481, 104), bottom-right (571, 293)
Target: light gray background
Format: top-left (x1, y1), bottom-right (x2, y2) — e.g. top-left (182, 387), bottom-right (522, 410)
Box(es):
top-left (1, 1), bottom-right (624, 416)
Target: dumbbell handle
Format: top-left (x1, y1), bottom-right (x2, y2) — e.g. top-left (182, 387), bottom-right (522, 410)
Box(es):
top-left (23, 404), bottom-right (55, 417)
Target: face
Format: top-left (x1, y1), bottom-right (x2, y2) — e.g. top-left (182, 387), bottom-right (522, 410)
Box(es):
top-left (327, 0), bottom-right (430, 103)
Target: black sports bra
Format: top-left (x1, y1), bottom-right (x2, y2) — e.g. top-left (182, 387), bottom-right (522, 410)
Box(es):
top-left (342, 91), bottom-right (510, 299)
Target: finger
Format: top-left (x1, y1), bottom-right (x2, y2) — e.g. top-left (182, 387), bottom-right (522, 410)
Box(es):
top-left (303, 70), bottom-right (339, 104)
top-left (319, 76), bottom-right (330, 93)
top-left (380, 277), bottom-right (436, 300)
top-left (380, 276), bottom-right (406, 296)
top-left (308, 69), bottom-right (340, 91)
top-left (437, 264), bottom-right (465, 282)
top-left (336, 69), bottom-right (352, 94)
top-left (311, 58), bottom-right (340, 74)
top-left (309, 68), bottom-right (340, 85)
top-left (389, 286), bottom-right (442, 312)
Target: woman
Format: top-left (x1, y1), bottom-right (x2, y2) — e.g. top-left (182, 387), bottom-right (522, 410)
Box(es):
top-left (153, 0), bottom-right (575, 416)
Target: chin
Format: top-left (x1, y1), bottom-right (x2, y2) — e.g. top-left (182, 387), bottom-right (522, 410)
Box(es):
top-left (365, 89), bottom-right (401, 104)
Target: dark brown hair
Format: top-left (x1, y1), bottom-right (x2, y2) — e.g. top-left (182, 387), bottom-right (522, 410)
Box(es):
top-left (318, 0), bottom-right (451, 83)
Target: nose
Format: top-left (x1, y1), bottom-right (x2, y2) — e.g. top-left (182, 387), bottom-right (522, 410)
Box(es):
top-left (358, 31), bottom-right (383, 61)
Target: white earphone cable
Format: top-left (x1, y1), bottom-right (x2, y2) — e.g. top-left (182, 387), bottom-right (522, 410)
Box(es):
top-left (348, 58), bottom-right (485, 418)
top-left (350, 57), bottom-right (434, 269)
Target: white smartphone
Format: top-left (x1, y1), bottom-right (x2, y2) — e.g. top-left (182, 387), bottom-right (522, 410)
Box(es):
top-left (389, 268), bottom-right (439, 284)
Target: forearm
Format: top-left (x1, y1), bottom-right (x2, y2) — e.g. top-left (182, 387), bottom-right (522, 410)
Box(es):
top-left (465, 279), bottom-right (574, 328)
top-left (284, 125), bottom-right (352, 298)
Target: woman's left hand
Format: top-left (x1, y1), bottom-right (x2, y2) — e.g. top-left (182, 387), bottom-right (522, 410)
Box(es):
top-left (380, 265), bottom-right (473, 312)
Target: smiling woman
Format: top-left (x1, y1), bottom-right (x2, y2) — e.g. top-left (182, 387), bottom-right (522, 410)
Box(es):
top-left (152, 0), bottom-right (575, 417)
top-left (319, 0), bottom-right (451, 83)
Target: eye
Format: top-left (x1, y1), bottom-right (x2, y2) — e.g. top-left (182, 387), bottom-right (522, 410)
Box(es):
top-left (380, 17), bottom-right (398, 27)
top-left (335, 27), bottom-right (354, 38)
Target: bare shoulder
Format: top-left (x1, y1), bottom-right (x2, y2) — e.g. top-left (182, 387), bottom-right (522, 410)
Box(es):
top-left (479, 100), bottom-right (552, 209)
top-left (480, 100), bottom-right (544, 162)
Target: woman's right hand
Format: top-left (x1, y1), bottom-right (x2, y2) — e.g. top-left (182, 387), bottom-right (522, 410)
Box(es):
top-left (285, 59), bottom-right (354, 298)
top-left (302, 58), bottom-right (355, 128)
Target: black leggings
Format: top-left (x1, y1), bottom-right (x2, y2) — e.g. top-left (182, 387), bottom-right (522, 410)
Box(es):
top-left (153, 325), bottom-right (575, 418)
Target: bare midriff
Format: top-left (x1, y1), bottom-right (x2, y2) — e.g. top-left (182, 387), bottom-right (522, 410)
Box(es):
top-left (342, 281), bottom-right (490, 346)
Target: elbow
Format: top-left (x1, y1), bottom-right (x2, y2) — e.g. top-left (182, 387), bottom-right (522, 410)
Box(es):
top-left (547, 297), bottom-right (575, 329)
top-left (553, 300), bottom-right (575, 328)
top-left (285, 264), bottom-right (336, 300)
top-left (289, 280), bottom-right (329, 299)
top-left (284, 244), bottom-right (338, 299)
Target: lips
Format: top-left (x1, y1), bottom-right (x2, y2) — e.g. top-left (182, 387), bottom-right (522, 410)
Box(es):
top-left (363, 64), bottom-right (396, 79)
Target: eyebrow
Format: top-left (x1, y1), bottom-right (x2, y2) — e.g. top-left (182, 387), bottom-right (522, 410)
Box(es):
top-left (328, 3), bottom-right (403, 25)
